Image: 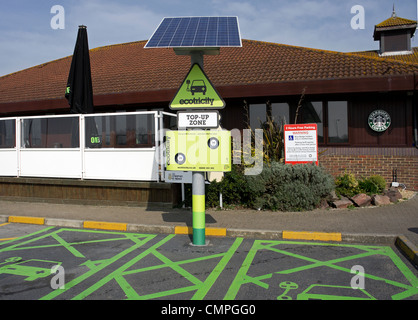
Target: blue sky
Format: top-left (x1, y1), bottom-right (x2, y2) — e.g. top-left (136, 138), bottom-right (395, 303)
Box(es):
top-left (0, 0), bottom-right (417, 76)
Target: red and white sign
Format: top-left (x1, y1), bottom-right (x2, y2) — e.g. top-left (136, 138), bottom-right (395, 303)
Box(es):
top-left (284, 124), bottom-right (318, 165)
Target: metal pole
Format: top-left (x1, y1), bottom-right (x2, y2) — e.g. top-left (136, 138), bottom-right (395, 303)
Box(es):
top-left (190, 51), bottom-right (206, 245)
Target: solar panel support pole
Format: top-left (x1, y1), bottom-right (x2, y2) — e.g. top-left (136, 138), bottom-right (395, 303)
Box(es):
top-left (146, 17), bottom-right (241, 246)
top-left (190, 51), bottom-right (204, 69)
top-left (190, 50), bottom-right (207, 246)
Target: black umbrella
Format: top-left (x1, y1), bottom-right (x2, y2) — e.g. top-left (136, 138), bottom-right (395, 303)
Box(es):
top-left (65, 25), bottom-right (99, 148)
top-left (65, 25), bottom-right (94, 114)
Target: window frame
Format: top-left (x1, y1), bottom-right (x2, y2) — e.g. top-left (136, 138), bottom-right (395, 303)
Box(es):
top-left (249, 99), bottom-right (350, 147)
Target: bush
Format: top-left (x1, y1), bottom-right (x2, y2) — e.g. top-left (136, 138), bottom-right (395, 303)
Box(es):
top-left (335, 173), bottom-right (387, 197)
top-left (206, 165), bottom-right (252, 208)
top-left (358, 175), bottom-right (387, 195)
top-left (367, 175), bottom-right (387, 193)
top-left (245, 162), bottom-right (335, 211)
top-left (335, 172), bottom-right (361, 197)
top-left (179, 165), bottom-right (252, 209)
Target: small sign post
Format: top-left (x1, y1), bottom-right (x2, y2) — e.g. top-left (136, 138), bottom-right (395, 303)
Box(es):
top-left (167, 57), bottom-right (229, 246)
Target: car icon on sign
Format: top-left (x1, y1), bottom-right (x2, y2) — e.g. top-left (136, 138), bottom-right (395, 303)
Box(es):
top-left (188, 80), bottom-right (206, 95)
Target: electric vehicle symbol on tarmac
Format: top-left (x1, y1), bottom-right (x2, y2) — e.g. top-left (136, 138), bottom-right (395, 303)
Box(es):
top-left (0, 257), bottom-right (61, 281)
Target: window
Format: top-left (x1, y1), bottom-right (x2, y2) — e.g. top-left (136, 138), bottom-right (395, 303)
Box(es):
top-left (249, 100), bottom-right (349, 146)
top-left (85, 113), bottom-right (155, 148)
top-left (249, 104), bottom-right (266, 129)
top-left (302, 101), bottom-right (323, 143)
top-left (0, 119), bottom-right (16, 148)
top-left (328, 101), bottom-right (348, 143)
top-left (382, 32), bottom-right (410, 53)
top-left (272, 103), bottom-right (290, 126)
top-left (250, 103), bottom-right (290, 129)
top-left (21, 117), bottom-right (79, 148)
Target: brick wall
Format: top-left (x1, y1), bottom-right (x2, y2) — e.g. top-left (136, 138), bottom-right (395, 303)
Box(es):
top-left (319, 148), bottom-right (418, 191)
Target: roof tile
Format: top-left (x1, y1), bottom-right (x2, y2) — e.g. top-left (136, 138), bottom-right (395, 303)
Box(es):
top-left (376, 16), bottom-right (417, 28)
top-left (1, 39), bottom-right (418, 105)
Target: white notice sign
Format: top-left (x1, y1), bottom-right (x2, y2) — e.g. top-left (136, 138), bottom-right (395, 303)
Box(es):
top-left (177, 111), bottom-right (219, 129)
top-left (284, 124), bottom-right (318, 165)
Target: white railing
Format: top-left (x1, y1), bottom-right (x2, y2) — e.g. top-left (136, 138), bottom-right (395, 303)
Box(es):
top-left (0, 111), bottom-right (176, 182)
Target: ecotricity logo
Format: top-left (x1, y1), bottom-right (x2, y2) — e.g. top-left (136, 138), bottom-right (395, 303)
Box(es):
top-left (179, 97), bottom-right (215, 106)
top-left (170, 63), bottom-right (225, 110)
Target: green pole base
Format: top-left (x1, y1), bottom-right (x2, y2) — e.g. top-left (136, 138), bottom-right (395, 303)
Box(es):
top-left (193, 228), bottom-right (206, 246)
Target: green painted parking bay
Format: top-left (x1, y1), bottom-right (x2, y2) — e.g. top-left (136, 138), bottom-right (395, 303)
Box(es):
top-left (0, 225), bottom-right (417, 300)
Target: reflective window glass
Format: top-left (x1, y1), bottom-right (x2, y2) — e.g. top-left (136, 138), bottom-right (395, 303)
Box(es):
top-left (328, 101), bottom-right (348, 143)
top-left (21, 117), bottom-right (79, 148)
top-left (0, 119), bottom-right (16, 148)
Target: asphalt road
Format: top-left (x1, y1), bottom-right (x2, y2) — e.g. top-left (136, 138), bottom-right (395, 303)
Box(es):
top-left (0, 223), bottom-right (417, 302)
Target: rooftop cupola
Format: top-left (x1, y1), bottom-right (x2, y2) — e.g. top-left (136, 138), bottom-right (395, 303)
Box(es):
top-left (373, 6), bottom-right (417, 56)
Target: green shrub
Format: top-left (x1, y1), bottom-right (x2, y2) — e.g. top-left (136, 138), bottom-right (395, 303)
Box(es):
top-left (335, 173), bottom-right (387, 197)
top-left (178, 165), bottom-right (252, 209)
top-left (245, 162), bottom-right (335, 211)
top-left (358, 175), bottom-right (386, 195)
top-left (367, 175), bottom-right (387, 193)
top-left (335, 172), bottom-right (361, 197)
top-left (206, 165), bottom-right (252, 208)
top-left (187, 162), bottom-right (336, 212)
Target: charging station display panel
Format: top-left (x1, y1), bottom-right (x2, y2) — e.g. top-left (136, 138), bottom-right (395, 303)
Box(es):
top-left (166, 130), bottom-right (231, 172)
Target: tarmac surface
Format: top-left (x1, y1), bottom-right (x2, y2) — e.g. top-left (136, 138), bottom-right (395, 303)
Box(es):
top-left (1, 194), bottom-right (417, 301)
top-left (0, 192), bottom-right (417, 246)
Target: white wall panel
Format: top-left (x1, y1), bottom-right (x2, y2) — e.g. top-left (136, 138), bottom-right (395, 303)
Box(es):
top-left (83, 149), bottom-right (158, 181)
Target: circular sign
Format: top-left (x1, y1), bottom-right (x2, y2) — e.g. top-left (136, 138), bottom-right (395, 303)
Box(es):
top-left (208, 137), bottom-right (220, 149)
top-left (368, 110), bottom-right (391, 132)
top-left (175, 153), bottom-right (186, 165)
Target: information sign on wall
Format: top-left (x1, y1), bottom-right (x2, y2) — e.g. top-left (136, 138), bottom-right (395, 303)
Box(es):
top-left (284, 124), bottom-right (318, 165)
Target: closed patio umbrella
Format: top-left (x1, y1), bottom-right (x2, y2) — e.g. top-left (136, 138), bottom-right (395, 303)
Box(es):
top-left (66, 25), bottom-right (94, 114)
top-left (65, 25), bottom-right (98, 148)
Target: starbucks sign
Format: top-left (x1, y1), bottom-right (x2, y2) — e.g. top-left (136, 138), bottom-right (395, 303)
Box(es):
top-left (368, 110), bottom-right (391, 132)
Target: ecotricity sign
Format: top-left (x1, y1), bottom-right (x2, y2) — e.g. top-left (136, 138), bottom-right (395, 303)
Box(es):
top-left (169, 63), bottom-right (225, 110)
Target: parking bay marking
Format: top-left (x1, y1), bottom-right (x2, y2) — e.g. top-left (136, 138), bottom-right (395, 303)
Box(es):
top-left (1, 226), bottom-right (417, 300)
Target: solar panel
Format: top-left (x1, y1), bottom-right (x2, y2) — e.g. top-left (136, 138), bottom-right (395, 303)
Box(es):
top-left (145, 17), bottom-right (242, 48)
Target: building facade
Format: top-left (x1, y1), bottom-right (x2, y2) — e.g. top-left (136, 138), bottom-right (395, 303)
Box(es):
top-left (0, 12), bottom-right (417, 195)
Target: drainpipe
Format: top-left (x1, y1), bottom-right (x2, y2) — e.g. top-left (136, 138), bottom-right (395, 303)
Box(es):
top-left (414, 73), bottom-right (418, 149)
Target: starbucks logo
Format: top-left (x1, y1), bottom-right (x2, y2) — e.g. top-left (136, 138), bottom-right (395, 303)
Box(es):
top-left (368, 110), bottom-right (391, 132)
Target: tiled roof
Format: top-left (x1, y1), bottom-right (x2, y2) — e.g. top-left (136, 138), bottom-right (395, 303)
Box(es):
top-left (376, 16), bottom-right (417, 28)
top-left (1, 39), bottom-right (418, 106)
top-left (352, 47), bottom-right (418, 65)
